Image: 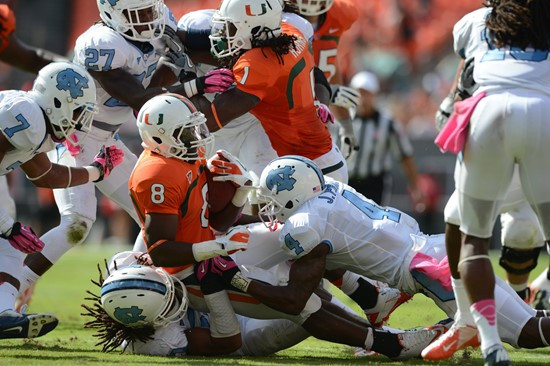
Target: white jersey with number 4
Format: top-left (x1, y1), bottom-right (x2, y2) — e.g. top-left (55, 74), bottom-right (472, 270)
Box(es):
top-left (280, 178), bottom-right (421, 289)
top-left (0, 90), bottom-right (54, 175)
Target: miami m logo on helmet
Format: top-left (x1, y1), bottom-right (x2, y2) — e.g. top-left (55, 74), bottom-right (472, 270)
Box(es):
top-left (266, 166), bottom-right (296, 193)
top-left (245, 3), bottom-right (267, 16)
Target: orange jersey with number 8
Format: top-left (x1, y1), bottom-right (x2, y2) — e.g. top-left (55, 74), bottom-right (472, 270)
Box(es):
top-left (313, 0), bottom-right (358, 81)
top-left (129, 149), bottom-right (214, 274)
top-left (233, 23), bottom-right (333, 160)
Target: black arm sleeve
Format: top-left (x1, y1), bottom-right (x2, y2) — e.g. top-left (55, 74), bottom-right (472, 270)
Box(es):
top-left (183, 29), bottom-right (212, 51)
top-left (313, 66), bottom-right (332, 99)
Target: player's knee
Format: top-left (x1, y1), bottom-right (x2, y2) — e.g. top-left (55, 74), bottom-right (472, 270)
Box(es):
top-left (502, 218), bottom-right (543, 250)
top-left (62, 214), bottom-right (94, 245)
top-left (499, 246), bottom-right (542, 275)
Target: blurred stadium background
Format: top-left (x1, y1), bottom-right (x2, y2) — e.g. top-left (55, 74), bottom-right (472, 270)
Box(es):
top-left (6, 0), bottom-right (490, 246)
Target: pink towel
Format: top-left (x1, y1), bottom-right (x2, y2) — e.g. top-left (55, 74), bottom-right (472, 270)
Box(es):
top-left (435, 92), bottom-right (486, 154)
top-left (409, 252), bottom-right (452, 291)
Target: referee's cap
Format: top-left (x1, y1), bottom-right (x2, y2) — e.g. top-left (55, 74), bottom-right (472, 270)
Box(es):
top-left (350, 71), bottom-right (380, 94)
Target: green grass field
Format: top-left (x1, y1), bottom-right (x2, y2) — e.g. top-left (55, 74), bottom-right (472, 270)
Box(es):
top-left (1, 245), bottom-right (550, 365)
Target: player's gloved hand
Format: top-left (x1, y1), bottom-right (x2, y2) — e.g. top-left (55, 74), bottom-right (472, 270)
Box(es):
top-left (331, 85), bottom-right (360, 109)
top-left (339, 120), bottom-right (357, 160)
top-left (456, 56), bottom-right (477, 100)
top-left (0, 222), bottom-right (44, 254)
top-left (63, 133), bottom-right (81, 156)
top-left (89, 145), bottom-right (124, 182)
top-left (215, 226), bottom-right (250, 255)
top-left (195, 259), bottom-right (226, 295)
top-left (197, 69), bottom-right (234, 94)
top-left (435, 93), bottom-right (455, 132)
top-left (162, 26), bottom-right (185, 55)
top-left (315, 101), bottom-right (334, 124)
top-left (208, 150), bottom-right (252, 188)
top-left (160, 53), bottom-right (196, 82)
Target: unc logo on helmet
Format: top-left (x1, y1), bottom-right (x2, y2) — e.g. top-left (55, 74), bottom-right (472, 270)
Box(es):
top-left (99, 0), bottom-right (118, 5)
top-left (113, 306), bottom-right (147, 325)
top-left (266, 166), bottom-right (296, 193)
top-left (56, 69), bottom-right (89, 99)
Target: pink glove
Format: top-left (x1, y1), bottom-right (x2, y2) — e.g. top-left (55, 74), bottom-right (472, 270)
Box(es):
top-left (199, 68), bottom-right (234, 93)
top-left (195, 256), bottom-right (239, 285)
top-left (1, 222), bottom-right (44, 254)
top-left (315, 101), bottom-right (334, 124)
top-left (63, 133), bottom-right (81, 156)
top-left (90, 145), bottom-right (124, 182)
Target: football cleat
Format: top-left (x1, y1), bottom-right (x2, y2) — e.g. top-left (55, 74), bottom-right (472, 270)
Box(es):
top-left (483, 344), bottom-right (511, 366)
top-left (421, 322), bottom-right (480, 360)
top-left (0, 310), bottom-right (58, 339)
top-left (364, 287), bottom-right (412, 326)
top-left (353, 347), bottom-right (380, 357)
top-left (15, 283), bottom-right (36, 313)
top-left (392, 327), bottom-right (440, 360)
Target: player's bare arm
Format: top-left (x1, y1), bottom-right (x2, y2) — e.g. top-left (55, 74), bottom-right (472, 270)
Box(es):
top-left (185, 327), bottom-right (241, 356)
top-left (0, 36), bottom-right (65, 74)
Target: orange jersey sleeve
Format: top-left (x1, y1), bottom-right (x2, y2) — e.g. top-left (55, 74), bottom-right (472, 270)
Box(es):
top-left (313, 0), bottom-right (358, 81)
top-left (0, 5), bottom-right (15, 53)
top-left (233, 23), bottom-right (333, 160)
top-left (129, 149), bottom-right (214, 274)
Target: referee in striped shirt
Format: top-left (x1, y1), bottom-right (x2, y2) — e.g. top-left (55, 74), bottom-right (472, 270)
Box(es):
top-left (347, 71), bottom-right (426, 209)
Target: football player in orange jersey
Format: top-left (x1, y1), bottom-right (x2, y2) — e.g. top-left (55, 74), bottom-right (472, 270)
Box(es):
top-left (292, 0), bottom-right (360, 159)
top-left (195, 0), bottom-right (348, 183)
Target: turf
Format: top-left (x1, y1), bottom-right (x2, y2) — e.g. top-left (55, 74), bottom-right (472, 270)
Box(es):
top-left (1, 246), bottom-right (550, 365)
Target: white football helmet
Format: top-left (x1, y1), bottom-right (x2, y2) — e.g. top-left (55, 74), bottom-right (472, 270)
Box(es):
top-left (257, 155), bottom-right (325, 227)
top-left (101, 265), bottom-right (188, 328)
top-left (97, 0), bottom-right (165, 42)
top-left (28, 61), bottom-right (97, 146)
top-left (136, 93), bottom-right (214, 161)
top-left (210, 0), bottom-right (283, 59)
top-left (293, 0), bottom-right (334, 16)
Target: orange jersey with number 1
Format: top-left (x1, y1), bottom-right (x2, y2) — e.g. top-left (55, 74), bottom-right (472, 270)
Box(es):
top-left (313, 0), bottom-right (358, 81)
top-left (233, 23), bottom-right (333, 160)
top-left (128, 149), bottom-right (214, 274)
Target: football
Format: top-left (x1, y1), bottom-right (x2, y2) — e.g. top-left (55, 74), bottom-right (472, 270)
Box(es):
top-left (205, 168), bottom-right (236, 213)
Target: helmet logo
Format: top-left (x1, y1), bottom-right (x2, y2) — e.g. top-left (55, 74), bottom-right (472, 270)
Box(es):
top-left (99, 0), bottom-right (118, 5)
top-left (266, 166), bottom-right (296, 193)
top-left (56, 69), bottom-right (89, 99)
top-left (245, 3), bottom-right (267, 16)
top-left (113, 306), bottom-right (146, 325)
top-left (157, 114), bottom-right (164, 125)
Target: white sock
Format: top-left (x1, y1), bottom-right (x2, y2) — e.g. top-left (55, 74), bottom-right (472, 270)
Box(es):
top-left (452, 277), bottom-right (475, 324)
top-left (0, 282), bottom-right (18, 313)
top-left (470, 299), bottom-right (502, 356)
top-left (340, 271), bottom-right (361, 295)
top-left (18, 266), bottom-right (40, 293)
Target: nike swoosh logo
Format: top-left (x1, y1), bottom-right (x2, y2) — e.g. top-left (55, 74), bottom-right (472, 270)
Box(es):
top-left (200, 265), bottom-right (205, 273)
top-left (329, 28), bottom-right (339, 34)
top-left (442, 340), bottom-right (457, 352)
top-left (4, 326), bottom-right (23, 333)
top-left (219, 261), bottom-right (227, 268)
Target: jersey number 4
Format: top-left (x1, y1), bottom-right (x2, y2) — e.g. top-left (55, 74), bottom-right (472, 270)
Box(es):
top-left (342, 190), bottom-right (401, 223)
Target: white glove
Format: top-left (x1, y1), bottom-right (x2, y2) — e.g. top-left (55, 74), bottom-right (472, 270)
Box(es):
top-left (215, 226), bottom-right (250, 255)
top-left (331, 85), bottom-right (360, 109)
top-left (208, 150), bottom-right (252, 188)
top-left (435, 93), bottom-right (455, 132)
top-left (338, 119), bottom-right (357, 160)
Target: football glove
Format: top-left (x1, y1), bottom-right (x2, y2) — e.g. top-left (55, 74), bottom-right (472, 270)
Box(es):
top-left (338, 119), bottom-right (358, 160)
top-left (315, 101), bottom-right (335, 124)
top-left (89, 145), bottom-right (124, 182)
top-left (216, 226), bottom-right (250, 255)
top-left (331, 85), bottom-right (360, 109)
top-left (208, 150), bottom-right (252, 188)
top-left (1, 222), bottom-right (44, 254)
top-left (435, 93), bottom-right (455, 132)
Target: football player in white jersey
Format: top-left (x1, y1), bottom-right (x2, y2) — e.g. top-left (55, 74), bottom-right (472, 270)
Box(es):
top-left (84, 251), bottom-right (440, 359)
top-left (0, 61), bottom-right (125, 340)
top-left (15, 0), bottom-right (235, 309)
top-left (430, 1), bottom-right (550, 364)
top-left (197, 156), bottom-right (550, 356)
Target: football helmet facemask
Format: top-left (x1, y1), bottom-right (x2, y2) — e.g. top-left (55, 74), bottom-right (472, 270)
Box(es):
top-left (28, 61), bottom-right (97, 146)
top-left (100, 264), bottom-right (188, 328)
top-left (257, 155), bottom-right (325, 228)
top-left (210, 0), bottom-right (283, 59)
top-left (136, 93), bottom-right (214, 161)
top-left (97, 0), bottom-right (165, 42)
top-left (293, 0), bottom-right (334, 16)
